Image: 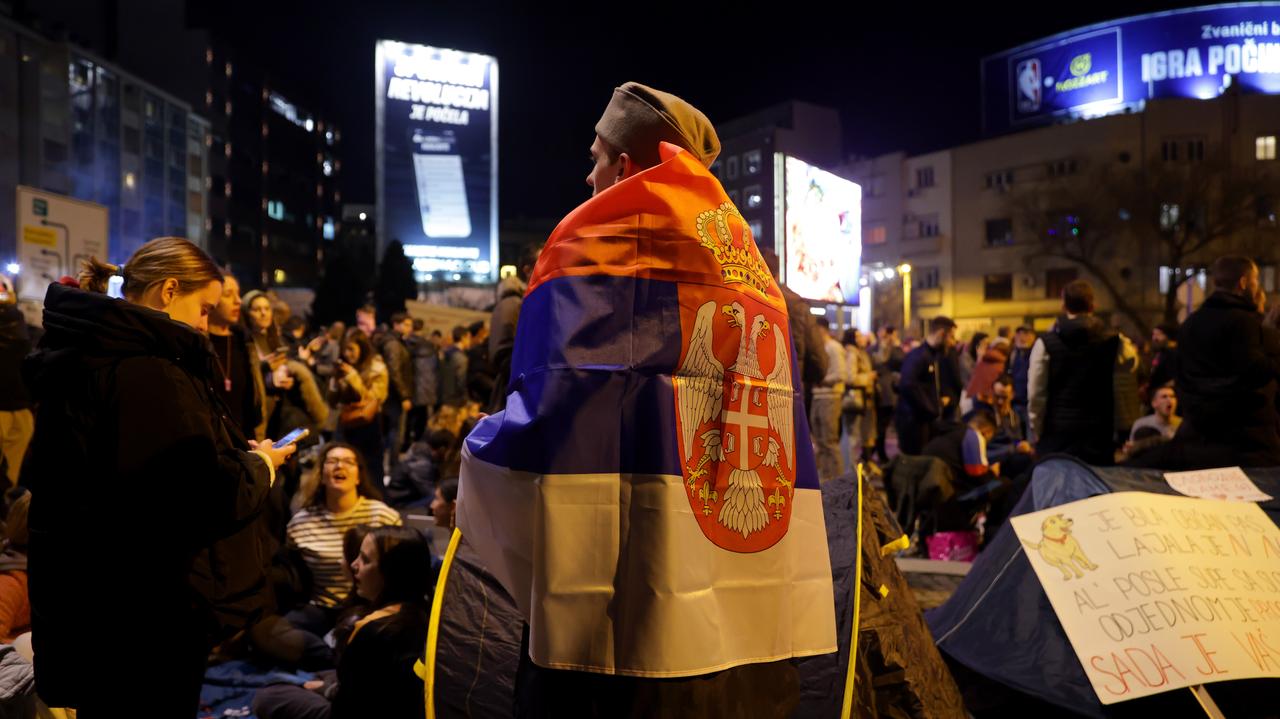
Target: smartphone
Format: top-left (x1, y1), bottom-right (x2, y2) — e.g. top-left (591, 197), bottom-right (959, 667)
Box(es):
top-left (273, 428), bottom-right (310, 449)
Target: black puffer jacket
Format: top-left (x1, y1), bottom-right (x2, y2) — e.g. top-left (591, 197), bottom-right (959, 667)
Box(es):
top-left (22, 283), bottom-right (273, 706)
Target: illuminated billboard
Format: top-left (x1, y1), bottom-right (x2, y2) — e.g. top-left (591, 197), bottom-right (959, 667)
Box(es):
top-left (375, 41), bottom-right (497, 281)
top-left (776, 155), bottom-right (861, 304)
top-left (983, 3), bottom-right (1280, 134)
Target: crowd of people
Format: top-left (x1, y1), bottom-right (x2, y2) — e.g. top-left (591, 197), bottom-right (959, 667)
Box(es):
top-left (0, 236), bottom-right (530, 718)
top-left (792, 257), bottom-right (1280, 556)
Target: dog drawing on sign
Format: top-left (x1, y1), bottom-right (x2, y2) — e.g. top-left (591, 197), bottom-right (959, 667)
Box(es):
top-left (1022, 514), bottom-right (1098, 580)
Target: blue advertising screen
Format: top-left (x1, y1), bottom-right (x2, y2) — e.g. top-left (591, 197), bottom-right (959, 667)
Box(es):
top-left (983, 3), bottom-right (1280, 134)
top-left (375, 41), bottom-right (497, 281)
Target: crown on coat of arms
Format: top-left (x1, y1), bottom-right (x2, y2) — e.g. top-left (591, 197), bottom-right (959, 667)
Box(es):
top-left (694, 202), bottom-right (773, 295)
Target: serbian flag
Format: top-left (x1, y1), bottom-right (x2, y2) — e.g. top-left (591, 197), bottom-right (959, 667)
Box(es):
top-left (458, 142), bottom-right (836, 678)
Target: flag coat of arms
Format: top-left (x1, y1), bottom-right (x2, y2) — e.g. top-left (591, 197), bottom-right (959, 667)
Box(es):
top-left (458, 142), bottom-right (837, 678)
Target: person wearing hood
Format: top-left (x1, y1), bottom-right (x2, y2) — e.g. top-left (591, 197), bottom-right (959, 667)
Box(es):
top-left (0, 275), bottom-right (32, 487)
top-left (1027, 279), bottom-right (1135, 465)
top-left (243, 289), bottom-right (329, 444)
top-left (21, 237), bottom-right (295, 715)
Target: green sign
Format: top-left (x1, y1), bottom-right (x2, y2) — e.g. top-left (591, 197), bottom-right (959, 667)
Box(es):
top-left (32, 198), bottom-right (47, 217)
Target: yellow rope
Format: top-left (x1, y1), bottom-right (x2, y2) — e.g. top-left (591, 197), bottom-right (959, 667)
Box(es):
top-left (834, 460), bottom-right (865, 716)
top-left (421, 527), bottom-right (463, 719)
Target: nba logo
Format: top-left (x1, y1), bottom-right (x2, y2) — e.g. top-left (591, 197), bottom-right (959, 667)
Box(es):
top-left (1016, 59), bottom-right (1041, 113)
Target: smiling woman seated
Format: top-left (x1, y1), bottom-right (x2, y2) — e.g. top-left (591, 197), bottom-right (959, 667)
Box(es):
top-left (281, 443), bottom-right (402, 641)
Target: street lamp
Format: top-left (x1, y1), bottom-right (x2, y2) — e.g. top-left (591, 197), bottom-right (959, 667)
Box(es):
top-left (898, 264), bottom-right (913, 333)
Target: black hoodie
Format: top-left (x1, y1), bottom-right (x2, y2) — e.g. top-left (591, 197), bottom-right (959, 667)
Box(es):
top-left (22, 283), bottom-right (273, 707)
top-left (1037, 314), bottom-right (1120, 464)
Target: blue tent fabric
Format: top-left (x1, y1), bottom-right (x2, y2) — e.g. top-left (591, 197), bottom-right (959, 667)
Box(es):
top-left (927, 457), bottom-right (1280, 717)
top-left (198, 660), bottom-right (315, 719)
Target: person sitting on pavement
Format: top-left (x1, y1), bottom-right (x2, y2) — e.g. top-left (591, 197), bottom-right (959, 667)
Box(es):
top-left (254, 525), bottom-right (433, 719)
top-left (431, 477), bottom-right (459, 530)
top-left (384, 430), bottom-right (453, 509)
top-left (283, 443), bottom-right (402, 643)
top-left (0, 489), bottom-right (30, 642)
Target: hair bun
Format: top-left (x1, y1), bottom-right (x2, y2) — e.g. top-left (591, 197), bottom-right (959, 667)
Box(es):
top-left (77, 256), bottom-right (120, 294)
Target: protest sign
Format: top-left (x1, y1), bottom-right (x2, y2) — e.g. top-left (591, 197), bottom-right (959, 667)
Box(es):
top-left (1164, 467), bottom-right (1274, 503)
top-left (1010, 492), bottom-right (1280, 704)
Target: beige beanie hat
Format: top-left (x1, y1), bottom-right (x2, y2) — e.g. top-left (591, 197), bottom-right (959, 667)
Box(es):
top-left (595, 82), bottom-right (721, 169)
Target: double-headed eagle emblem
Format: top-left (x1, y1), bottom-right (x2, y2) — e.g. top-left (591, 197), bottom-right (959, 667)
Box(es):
top-left (674, 300), bottom-right (794, 540)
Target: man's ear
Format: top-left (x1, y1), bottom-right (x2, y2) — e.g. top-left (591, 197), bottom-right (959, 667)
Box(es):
top-left (617, 152), bottom-right (633, 180)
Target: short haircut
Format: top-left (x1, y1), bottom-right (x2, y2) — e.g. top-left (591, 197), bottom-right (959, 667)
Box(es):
top-left (1061, 279), bottom-right (1095, 314)
top-left (452, 325), bottom-right (468, 342)
top-left (1211, 256), bottom-right (1256, 291)
top-left (468, 320), bottom-right (486, 336)
top-left (967, 408), bottom-right (997, 432)
top-left (357, 304), bottom-right (376, 317)
top-left (1154, 322), bottom-right (1179, 338)
top-left (1152, 384), bottom-right (1176, 398)
top-left (993, 373), bottom-right (1014, 387)
top-left (427, 429), bottom-right (455, 450)
top-left (881, 325), bottom-right (897, 335)
top-left (282, 315), bottom-right (306, 334)
top-left (413, 318), bottom-right (425, 331)
top-left (841, 329), bottom-right (858, 345)
top-left (390, 312), bottom-right (410, 326)
top-left (1015, 325), bottom-right (1033, 334)
top-left (817, 318), bottom-right (831, 330)
top-left (929, 316), bottom-right (957, 334)
top-left (430, 329), bottom-right (442, 338)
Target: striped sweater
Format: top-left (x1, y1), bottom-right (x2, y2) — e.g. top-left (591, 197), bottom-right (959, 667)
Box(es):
top-left (286, 497), bottom-right (402, 607)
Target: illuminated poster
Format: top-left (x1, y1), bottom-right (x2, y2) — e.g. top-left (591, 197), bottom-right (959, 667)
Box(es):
top-left (781, 156), bottom-right (861, 304)
top-left (375, 41), bottom-right (497, 281)
top-left (983, 3), bottom-right (1280, 134)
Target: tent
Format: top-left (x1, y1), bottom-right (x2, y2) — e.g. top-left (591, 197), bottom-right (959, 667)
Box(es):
top-left (927, 458), bottom-right (1280, 718)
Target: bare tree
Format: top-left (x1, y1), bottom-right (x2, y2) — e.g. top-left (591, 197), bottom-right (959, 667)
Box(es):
top-left (1010, 158), bottom-right (1280, 333)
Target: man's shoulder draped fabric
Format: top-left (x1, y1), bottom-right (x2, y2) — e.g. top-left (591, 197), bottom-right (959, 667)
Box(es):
top-left (458, 142), bottom-right (837, 678)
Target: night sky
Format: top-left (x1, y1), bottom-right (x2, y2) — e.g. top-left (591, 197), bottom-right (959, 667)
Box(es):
top-left (211, 0), bottom-right (1193, 223)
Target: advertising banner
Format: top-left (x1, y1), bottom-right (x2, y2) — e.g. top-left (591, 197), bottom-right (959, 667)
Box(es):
top-left (1010, 492), bottom-right (1280, 704)
top-left (778, 155), bottom-right (861, 304)
top-left (984, 3), bottom-right (1280, 134)
top-left (376, 41), bottom-right (497, 281)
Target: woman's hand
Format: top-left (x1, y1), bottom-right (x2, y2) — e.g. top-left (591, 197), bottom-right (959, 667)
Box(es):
top-left (272, 364), bottom-right (296, 390)
top-left (249, 439), bottom-right (297, 469)
top-left (303, 679), bottom-right (325, 692)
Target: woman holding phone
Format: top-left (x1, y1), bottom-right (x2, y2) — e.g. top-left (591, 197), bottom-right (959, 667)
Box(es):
top-left (242, 290), bottom-right (327, 444)
top-left (22, 237), bottom-right (297, 716)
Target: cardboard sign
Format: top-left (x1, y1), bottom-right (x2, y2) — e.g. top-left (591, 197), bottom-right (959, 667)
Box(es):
top-left (1011, 492), bottom-right (1280, 704)
top-left (1164, 467), bottom-right (1274, 503)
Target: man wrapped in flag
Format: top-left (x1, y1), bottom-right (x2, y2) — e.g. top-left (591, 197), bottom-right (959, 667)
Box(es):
top-left (458, 83), bottom-right (837, 716)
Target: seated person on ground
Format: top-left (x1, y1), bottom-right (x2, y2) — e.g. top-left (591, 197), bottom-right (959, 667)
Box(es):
top-left (0, 490), bottom-right (30, 642)
top-left (978, 374), bottom-right (1034, 466)
top-left (253, 526), bottom-right (433, 719)
top-left (430, 477), bottom-right (458, 531)
top-left (923, 409), bottom-right (1001, 486)
top-left (1122, 385), bottom-right (1180, 461)
top-left (384, 430), bottom-right (453, 509)
top-left (284, 443), bottom-right (402, 636)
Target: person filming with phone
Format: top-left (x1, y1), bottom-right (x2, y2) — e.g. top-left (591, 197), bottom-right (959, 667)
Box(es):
top-left (22, 237), bottom-right (298, 716)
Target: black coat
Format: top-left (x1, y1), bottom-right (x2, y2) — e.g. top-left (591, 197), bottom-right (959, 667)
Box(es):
top-left (0, 304), bottom-right (31, 412)
top-left (22, 284), bottom-right (274, 706)
top-left (895, 342), bottom-right (945, 428)
top-left (1177, 291), bottom-right (1280, 456)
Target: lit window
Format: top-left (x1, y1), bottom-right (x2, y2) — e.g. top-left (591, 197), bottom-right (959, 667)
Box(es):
top-left (322, 160), bottom-right (333, 177)
top-left (267, 200), bottom-right (285, 220)
top-left (865, 225), bottom-right (887, 245)
top-left (224, 61), bottom-right (232, 78)
top-left (744, 185), bottom-right (763, 209)
top-left (325, 130), bottom-right (334, 146)
top-left (1258, 136), bottom-right (1277, 161)
top-left (206, 48), bottom-right (214, 64)
top-left (323, 217), bottom-right (336, 240)
top-left (1160, 203), bottom-right (1180, 230)
top-left (744, 150), bottom-right (762, 176)
top-left (224, 100), bottom-right (231, 115)
top-left (123, 171), bottom-right (136, 190)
